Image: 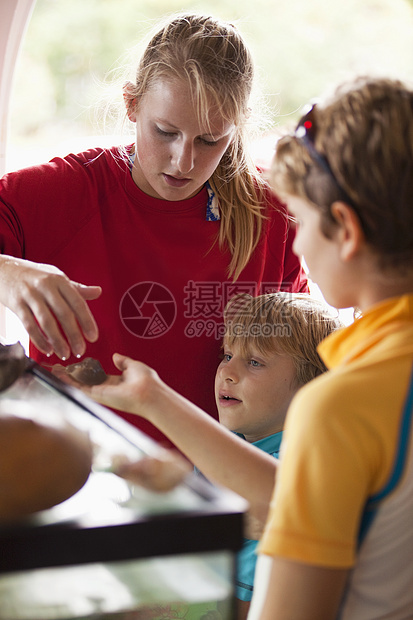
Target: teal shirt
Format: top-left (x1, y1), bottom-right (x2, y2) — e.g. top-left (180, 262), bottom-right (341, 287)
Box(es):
top-left (235, 431), bottom-right (283, 602)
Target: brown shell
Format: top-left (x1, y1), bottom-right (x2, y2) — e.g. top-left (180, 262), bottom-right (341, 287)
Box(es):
top-left (66, 357), bottom-right (107, 386)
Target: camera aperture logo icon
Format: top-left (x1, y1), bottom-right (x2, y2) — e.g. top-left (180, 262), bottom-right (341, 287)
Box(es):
top-left (120, 282), bottom-right (177, 339)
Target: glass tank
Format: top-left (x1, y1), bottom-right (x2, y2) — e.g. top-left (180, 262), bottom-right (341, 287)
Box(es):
top-left (0, 363), bottom-right (246, 620)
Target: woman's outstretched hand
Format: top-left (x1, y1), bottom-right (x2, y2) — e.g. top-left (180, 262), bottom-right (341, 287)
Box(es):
top-left (0, 256), bottom-right (101, 360)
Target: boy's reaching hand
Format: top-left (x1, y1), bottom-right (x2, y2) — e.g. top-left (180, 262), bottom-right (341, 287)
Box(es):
top-left (54, 356), bottom-right (191, 495)
top-left (78, 353), bottom-right (159, 416)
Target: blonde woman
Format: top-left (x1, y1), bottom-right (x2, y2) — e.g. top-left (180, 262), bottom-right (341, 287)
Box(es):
top-left (0, 14), bottom-right (306, 443)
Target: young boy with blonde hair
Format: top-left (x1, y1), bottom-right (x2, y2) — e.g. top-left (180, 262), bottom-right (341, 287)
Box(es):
top-left (215, 292), bottom-right (340, 617)
top-left (72, 291), bottom-right (340, 618)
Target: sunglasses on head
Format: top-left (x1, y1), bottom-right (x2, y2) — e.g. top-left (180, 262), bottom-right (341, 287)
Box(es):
top-left (295, 103), bottom-right (357, 209)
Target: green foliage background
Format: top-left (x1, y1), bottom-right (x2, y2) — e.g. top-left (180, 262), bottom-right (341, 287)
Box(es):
top-left (9, 0), bottom-right (413, 152)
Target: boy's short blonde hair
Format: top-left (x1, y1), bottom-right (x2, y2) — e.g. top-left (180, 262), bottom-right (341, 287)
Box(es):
top-left (223, 293), bottom-right (342, 386)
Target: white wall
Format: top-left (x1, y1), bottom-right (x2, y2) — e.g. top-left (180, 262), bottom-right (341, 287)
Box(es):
top-left (0, 0), bottom-right (35, 343)
top-left (0, 0), bottom-right (36, 176)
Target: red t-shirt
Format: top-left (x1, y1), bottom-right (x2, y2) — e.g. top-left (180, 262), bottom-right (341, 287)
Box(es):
top-left (0, 146), bottom-right (307, 446)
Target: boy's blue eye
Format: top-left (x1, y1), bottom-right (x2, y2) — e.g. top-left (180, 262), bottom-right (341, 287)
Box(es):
top-left (223, 353), bottom-right (232, 362)
top-left (249, 359), bottom-right (262, 368)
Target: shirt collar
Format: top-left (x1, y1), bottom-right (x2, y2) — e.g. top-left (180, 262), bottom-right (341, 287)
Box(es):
top-left (235, 430), bottom-right (283, 457)
top-left (319, 294), bottom-right (413, 369)
top-left (205, 181), bottom-right (220, 221)
top-left (253, 431), bottom-right (283, 457)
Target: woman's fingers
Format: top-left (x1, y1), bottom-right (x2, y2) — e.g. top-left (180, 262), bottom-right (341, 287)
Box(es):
top-left (19, 284), bottom-right (86, 360)
top-left (14, 300), bottom-right (55, 357)
top-left (44, 282), bottom-right (101, 359)
top-left (0, 257), bottom-right (101, 359)
top-left (66, 282), bottom-right (102, 342)
top-left (22, 288), bottom-right (74, 359)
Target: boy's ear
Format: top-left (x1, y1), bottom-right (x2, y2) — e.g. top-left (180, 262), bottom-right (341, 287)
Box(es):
top-left (123, 81), bottom-right (137, 122)
top-left (330, 201), bottom-right (365, 262)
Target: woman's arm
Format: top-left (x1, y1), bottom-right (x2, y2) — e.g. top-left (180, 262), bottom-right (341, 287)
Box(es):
top-left (0, 255), bottom-right (101, 359)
